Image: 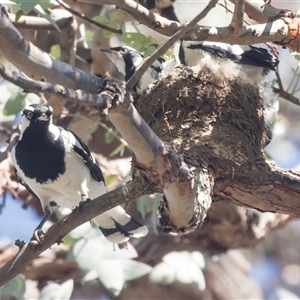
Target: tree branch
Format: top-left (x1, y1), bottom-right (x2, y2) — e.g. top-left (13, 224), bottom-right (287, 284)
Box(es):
top-left (56, 0), bottom-right (123, 35)
top-left (77, 0), bottom-right (293, 47)
top-left (230, 0), bottom-right (245, 35)
top-left (273, 88), bottom-right (300, 105)
top-left (215, 161), bottom-right (300, 216)
top-left (8, 13), bottom-right (72, 30)
top-left (0, 63), bottom-right (115, 110)
top-left (229, 0), bottom-right (282, 23)
top-left (0, 6), bottom-right (101, 92)
top-left (0, 179), bottom-right (152, 287)
top-left (126, 0), bottom-right (218, 91)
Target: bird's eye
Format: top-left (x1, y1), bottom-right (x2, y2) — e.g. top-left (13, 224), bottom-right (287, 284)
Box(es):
top-left (120, 48), bottom-right (127, 53)
top-left (26, 111), bottom-right (33, 119)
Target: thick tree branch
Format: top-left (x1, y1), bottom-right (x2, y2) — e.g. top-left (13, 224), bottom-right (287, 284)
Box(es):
top-left (215, 162), bottom-right (300, 216)
top-left (229, 0), bottom-right (282, 23)
top-left (9, 13), bottom-right (72, 30)
top-left (77, 0), bottom-right (294, 48)
top-left (0, 179), bottom-right (152, 287)
top-left (230, 0), bottom-right (245, 35)
top-left (0, 63), bottom-right (116, 110)
top-left (0, 6), bottom-right (101, 92)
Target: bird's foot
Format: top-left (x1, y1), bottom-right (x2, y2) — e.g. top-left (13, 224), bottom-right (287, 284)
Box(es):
top-left (31, 229), bottom-right (46, 244)
top-left (72, 198), bottom-right (91, 212)
top-left (97, 79), bottom-right (128, 114)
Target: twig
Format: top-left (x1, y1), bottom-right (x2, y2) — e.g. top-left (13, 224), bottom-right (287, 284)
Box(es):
top-left (9, 13), bottom-right (72, 30)
top-left (126, 0), bottom-right (218, 91)
top-left (273, 87), bottom-right (300, 106)
top-left (97, 121), bottom-right (128, 147)
top-left (230, 0), bottom-right (245, 35)
top-left (0, 63), bottom-right (117, 109)
top-left (219, 2), bottom-right (248, 25)
top-left (0, 179), bottom-right (151, 287)
top-left (275, 69), bottom-right (284, 91)
top-left (56, 0), bottom-right (123, 35)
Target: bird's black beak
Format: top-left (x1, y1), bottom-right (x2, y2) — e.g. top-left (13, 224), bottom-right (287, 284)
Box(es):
top-left (100, 48), bottom-right (112, 54)
top-left (37, 113), bottom-right (50, 122)
top-left (100, 48), bottom-right (120, 61)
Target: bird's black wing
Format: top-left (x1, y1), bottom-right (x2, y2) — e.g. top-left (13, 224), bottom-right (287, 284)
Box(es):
top-left (241, 46), bottom-right (279, 71)
top-left (64, 128), bottom-right (105, 183)
top-left (14, 167), bottom-right (41, 201)
top-left (187, 43), bottom-right (279, 71)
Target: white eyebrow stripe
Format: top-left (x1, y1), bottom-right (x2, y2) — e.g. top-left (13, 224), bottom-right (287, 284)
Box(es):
top-left (25, 106), bottom-right (35, 112)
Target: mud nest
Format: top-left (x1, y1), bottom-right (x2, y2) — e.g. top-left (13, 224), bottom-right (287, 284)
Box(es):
top-left (135, 65), bottom-right (267, 174)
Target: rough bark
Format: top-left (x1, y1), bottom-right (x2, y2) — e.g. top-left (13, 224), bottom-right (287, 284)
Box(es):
top-left (135, 65), bottom-right (300, 217)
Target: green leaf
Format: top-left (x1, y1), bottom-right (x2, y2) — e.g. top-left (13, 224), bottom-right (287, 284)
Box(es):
top-left (122, 32), bottom-right (156, 53)
top-left (105, 129), bottom-right (116, 144)
top-left (39, 0), bottom-right (54, 10)
top-left (110, 10), bottom-right (125, 23)
top-left (39, 279), bottom-right (74, 300)
top-left (149, 262), bottom-right (176, 285)
top-left (136, 195), bottom-right (155, 218)
top-left (20, 0), bottom-right (40, 14)
top-left (3, 90), bottom-right (26, 116)
top-left (293, 54), bottom-right (300, 61)
top-left (0, 275), bottom-right (26, 298)
top-left (119, 259), bottom-right (152, 281)
top-left (15, 10), bottom-right (23, 22)
top-left (34, 5), bottom-right (60, 32)
top-left (0, 83), bottom-right (39, 122)
top-left (69, 238), bottom-right (108, 270)
top-left (104, 174), bottom-right (118, 186)
top-left (82, 270), bottom-right (98, 283)
top-left (95, 259), bottom-right (125, 296)
top-left (143, 45), bottom-right (157, 56)
top-left (291, 51), bottom-right (300, 61)
top-left (291, 67), bottom-right (300, 78)
top-left (92, 15), bottom-right (119, 39)
top-left (191, 251), bottom-right (205, 269)
top-left (158, 251), bottom-right (206, 290)
top-left (84, 30), bottom-right (94, 49)
top-left (50, 44), bottom-right (61, 59)
top-left (110, 143), bottom-right (126, 157)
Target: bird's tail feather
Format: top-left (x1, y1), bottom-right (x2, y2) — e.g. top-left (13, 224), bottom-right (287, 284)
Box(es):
top-left (93, 206), bottom-right (148, 244)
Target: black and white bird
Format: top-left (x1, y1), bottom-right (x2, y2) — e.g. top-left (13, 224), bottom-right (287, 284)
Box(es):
top-left (179, 41), bottom-right (279, 83)
top-left (101, 45), bottom-right (177, 95)
top-left (11, 104), bottom-right (148, 244)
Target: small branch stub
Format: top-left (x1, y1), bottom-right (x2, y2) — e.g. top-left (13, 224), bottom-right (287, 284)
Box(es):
top-left (276, 11), bottom-right (300, 52)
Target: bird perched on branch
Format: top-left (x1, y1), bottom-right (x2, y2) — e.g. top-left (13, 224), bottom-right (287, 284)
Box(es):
top-left (179, 41), bottom-right (279, 83)
top-left (11, 104), bottom-right (148, 245)
top-left (101, 45), bottom-right (177, 95)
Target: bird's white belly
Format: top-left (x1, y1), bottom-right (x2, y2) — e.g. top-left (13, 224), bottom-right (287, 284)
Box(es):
top-left (15, 148), bottom-right (106, 210)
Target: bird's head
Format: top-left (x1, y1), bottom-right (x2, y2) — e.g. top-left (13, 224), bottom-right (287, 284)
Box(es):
top-left (101, 46), bottom-right (144, 79)
top-left (21, 104), bottom-right (53, 130)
